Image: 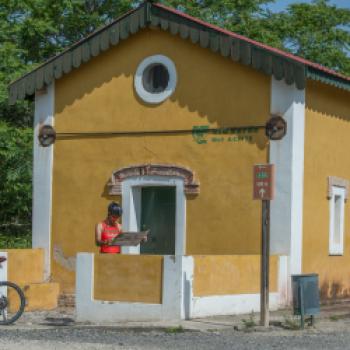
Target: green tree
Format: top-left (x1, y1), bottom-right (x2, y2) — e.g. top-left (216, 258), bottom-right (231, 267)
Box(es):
top-left (0, 0), bottom-right (137, 126)
top-left (163, 0), bottom-right (282, 47)
top-left (271, 0), bottom-right (350, 75)
top-left (0, 122), bottom-right (32, 248)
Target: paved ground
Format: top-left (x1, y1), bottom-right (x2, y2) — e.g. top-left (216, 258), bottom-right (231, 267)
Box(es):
top-left (1, 303), bottom-right (350, 349)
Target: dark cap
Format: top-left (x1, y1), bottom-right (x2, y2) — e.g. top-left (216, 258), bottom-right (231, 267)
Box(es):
top-left (108, 202), bottom-right (122, 217)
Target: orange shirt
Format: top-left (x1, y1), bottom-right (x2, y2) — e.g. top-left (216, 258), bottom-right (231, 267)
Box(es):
top-left (100, 220), bottom-right (121, 254)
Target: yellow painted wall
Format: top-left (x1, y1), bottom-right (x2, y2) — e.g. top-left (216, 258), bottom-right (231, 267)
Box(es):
top-left (3, 249), bottom-right (60, 311)
top-left (304, 80), bottom-right (350, 300)
top-left (9, 282), bottom-right (60, 312)
top-left (3, 249), bottom-right (44, 285)
top-left (94, 254), bottom-right (163, 303)
top-left (53, 28), bottom-right (271, 292)
top-left (193, 255), bottom-right (278, 297)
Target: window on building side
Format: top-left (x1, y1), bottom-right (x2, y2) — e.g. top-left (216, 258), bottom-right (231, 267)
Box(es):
top-left (142, 64), bottom-right (169, 94)
top-left (329, 186), bottom-right (346, 255)
top-left (134, 55), bottom-right (177, 104)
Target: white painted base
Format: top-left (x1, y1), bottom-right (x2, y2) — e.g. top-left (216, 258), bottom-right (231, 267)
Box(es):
top-left (192, 293), bottom-right (280, 318)
top-left (76, 254), bottom-right (289, 322)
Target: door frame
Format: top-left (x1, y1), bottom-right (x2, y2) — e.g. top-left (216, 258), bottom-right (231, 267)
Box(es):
top-left (121, 176), bottom-right (186, 256)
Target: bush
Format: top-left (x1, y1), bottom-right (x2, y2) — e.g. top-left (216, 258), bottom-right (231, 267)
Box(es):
top-left (0, 122), bottom-right (32, 248)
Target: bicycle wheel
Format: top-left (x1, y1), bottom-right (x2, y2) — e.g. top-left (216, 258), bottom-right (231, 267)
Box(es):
top-left (0, 281), bottom-right (26, 325)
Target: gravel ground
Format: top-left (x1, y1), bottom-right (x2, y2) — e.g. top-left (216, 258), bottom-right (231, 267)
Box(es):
top-left (2, 326), bottom-right (350, 350)
top-left (1, 306), bottom-right (350, 349)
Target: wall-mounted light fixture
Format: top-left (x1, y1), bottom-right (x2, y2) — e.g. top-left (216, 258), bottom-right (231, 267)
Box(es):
top-left (38, 125), bottom-right (56, 147)
top-left (265, 115), bottom-right (287, 140)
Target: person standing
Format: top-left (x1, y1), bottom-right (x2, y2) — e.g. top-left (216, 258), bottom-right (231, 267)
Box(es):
top-left (95, 202), bottom-right (123, 254)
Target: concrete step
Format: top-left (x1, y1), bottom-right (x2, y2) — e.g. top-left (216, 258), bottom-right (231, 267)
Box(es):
top-left (9, 282), bottom-right (60, 312)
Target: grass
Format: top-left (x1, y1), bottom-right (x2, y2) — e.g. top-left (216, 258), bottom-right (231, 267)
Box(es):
top-left (241, 311), bottom-right (257, 330)
top-left (282, 315), bottom-right (301, 330)
top-left (0, 231), bottom-right (31, 249)
top-left (165, 325), bottom-right (185, 334)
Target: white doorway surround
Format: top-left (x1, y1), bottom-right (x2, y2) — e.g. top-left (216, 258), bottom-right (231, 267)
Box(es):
top-left (121, 176), bottom-right (186, 256)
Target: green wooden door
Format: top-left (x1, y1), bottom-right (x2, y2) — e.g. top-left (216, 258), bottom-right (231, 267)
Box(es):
top-left (140, 187), bottom-right (176, 255)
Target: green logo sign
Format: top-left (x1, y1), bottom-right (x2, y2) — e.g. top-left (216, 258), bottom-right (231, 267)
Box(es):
top-left (192, 125), bottom-right (259, 145)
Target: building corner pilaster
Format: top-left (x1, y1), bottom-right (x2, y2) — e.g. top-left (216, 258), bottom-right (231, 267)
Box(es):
top-left (269, 77), bottom-right (306, 293)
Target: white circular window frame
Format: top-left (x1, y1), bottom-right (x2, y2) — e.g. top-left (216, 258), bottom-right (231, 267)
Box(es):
top-left (134, 55), bottom-right (177, 104)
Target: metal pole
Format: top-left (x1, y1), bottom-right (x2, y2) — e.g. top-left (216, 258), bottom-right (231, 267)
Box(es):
top-left (260, 200), bottom-right (270, 327)
top-left (299, 284), bottom-right (305, 329)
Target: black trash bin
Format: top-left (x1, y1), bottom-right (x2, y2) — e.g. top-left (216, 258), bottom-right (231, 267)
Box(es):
top-left (292, 274), bottom-right (320, 328)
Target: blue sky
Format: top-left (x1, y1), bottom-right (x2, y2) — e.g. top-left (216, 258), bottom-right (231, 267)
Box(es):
top-left (267, 0), bottom-right (350, 12)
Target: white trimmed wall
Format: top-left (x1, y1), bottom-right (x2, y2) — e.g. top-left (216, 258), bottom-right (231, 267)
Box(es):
top-left (76, 254), bottom-right (288, 322)
top-left (32, 83), bottom-right (55, 279)
top-left (76, 253), bottom-right (194, 322)
top-left (269, 77), bottom-right (306, 300)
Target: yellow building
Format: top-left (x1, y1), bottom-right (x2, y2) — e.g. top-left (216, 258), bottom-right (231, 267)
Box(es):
top-left (8, 2), bottom-right (350, 321)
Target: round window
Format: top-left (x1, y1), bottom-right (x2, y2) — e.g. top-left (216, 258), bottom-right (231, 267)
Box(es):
top-left (134, 55), bottom-right (177, 104)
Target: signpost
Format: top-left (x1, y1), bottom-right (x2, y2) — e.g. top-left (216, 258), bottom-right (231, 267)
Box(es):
top-left (253, 164), bottom-right (275, 327)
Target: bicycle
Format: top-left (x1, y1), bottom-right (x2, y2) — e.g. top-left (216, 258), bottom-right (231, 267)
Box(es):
top-left (0, 256), bottom-right (26, 325)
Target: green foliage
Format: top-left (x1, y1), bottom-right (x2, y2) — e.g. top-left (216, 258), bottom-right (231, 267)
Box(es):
top-left (163, 0), bottom-right (283, 48)
top-left (0, 0), bottom-right (138, 127)
top-left (0, 232), bottom-right (31, 249)
top-left (282, 314), bottom-right (301, 330)
top-left (165, 325), bottom-right (184, 333)
top-left (269, 0), bottom-right (350, 75)
top-left (241, 311), bottom-right (257, 330)
top-left (329, 315), bottom-right (340, 321)
top-left (0, 122), bottom-right (32, 247)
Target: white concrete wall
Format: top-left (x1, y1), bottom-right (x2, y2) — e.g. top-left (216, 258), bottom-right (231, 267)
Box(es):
top-left (75, 254), bottom-right (289, 322)
top-left (32, 84), bottom-right (55, 280)
top-left (0, 252), bottom-right (8, 299)
top-left (76, 253), bottom-right (194, 322)
top-left (191, 293), bottom-right (280, 318)
top-left (0, 252), bottom-right (8, 282)
top-left (270, 78), bottom-right (305, 280)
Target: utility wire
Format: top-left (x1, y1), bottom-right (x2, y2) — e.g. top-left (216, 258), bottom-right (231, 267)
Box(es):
top-left (56, 125), bottom-right (265, 138)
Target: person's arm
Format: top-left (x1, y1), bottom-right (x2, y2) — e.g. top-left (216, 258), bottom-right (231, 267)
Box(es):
top-left (95, 223), bottom-right (108, 246)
